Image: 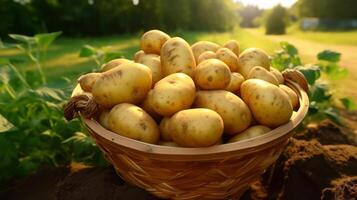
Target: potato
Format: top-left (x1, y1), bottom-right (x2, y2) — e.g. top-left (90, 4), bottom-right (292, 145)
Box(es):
top-left (134, 50), bottom-right (145, 62)
top-left (150, 73), bottom-right (195, 116)
top-left (197, 51), bottom-right (216, 64)
top-left (238, 48), bottom-right (270, 78)
top-left (194, 59), bottom-right (231, 90)
top-left (158, 141), bottom-right (179, 147)
top-left (194, 90), bottom-right (252, 135)
top-left (170, 108), bottom-right (223, 147)
top-left (71, 84), bottom-right (85, 97)
top-left (223, 40), bottom-right (240, 56)
top-left (279, 84), bottom-right (299, 109)
top-left (216, 48), bottom-right (239, 72)
top-left (136, 56), bottom-right (162, 85)
top-left (134, 50), bottom-right (160, 63)
top-left (270, 67), bottom-right (284, 84)
top-left (92, 62), bottom-right (152, 107)
top-left (159, 117), bottom-right (172, 141)
top-left (140, 30), bottom-right (170, 54)
top-left (78, 73), bottom-right (101, 92)
top-left (98, 109), bottom-right (110, 129)
top-left (108, 103), bottom-right (159, 144)
top-left (240, 79), bottom-right (293, 127)
top-left (247, 66), bottom-right (279, 85)
top-left (228, 125), bottom-right (271, 143)
top-left (101, 58), bottom-right (133, 72)
top-left (161, 37), bottom-right (196, 77)
top-left (225, 72), bottom-right (245, 94)
top-left (191, 41), bottom-right (220, 62)
top-left (140, 90), bottom-right (161, 121)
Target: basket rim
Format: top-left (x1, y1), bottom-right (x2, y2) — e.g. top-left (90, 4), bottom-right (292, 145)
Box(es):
top-left (83, 80), bottom-right (309, 156)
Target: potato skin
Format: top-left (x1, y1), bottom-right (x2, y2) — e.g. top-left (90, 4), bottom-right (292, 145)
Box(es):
top-left (228, 125), bottom-right (271, 143)
top-left (78, 72), bottom-right (101, 92)
top-left (108, 103), bottom-right (159, 144)
top-left (223, 40), bottom-right (240, 56)
top-left (279, 84), bottom-right (299, 109)
top-left (137, 56), bottom-right (163, 86)
top-left (194, 59), bottom-right (231, 90)
top-left (238, 48), bottom-right (270, 78)
top-left (92, 62), bottom-right (152, 107)
top-left (170, 108), bottom-right (223, 147)
top-left (134, 50), bottom-right (160, 63)
top-left (194, 90), bottom-right (252, 135)
top-left (216, 48), bottom-right (239, 72)
top-left (159, 117), bottom-right (172, 141)
top-left (101, 58), bottom-right (133, 72)
top-left (140, 30), bottom-right (170, 54)
top-left (197, 51), bottom-right (217, 64)
top-left (98, 109), bottom-right (110, 129)
top-left (161, 37), bottom-right (196, 77)
top-left (225, 72), bottom-right (245, 94)
top-left (71, 84), bottom-right (85, 97)
top-left (240, 79), bottom-right (293, 127)
top-left (191, 41), bottom-right (220, 62)
top-left (140, 90), bottom-right (162, 121)
top-left (150, 73), bottom-right (196, 116)
top-left (270, 67), bottom-right (284, 84)
top-left (247, 66), bottom-right (279, 85)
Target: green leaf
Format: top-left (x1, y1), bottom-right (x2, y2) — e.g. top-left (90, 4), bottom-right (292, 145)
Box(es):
top-left (0, 114), bottom-right (15, 133)
top-left (324, 64), bottom-right (348, 80)
top-left (79, 45), bottom-right (97, 57)
top-left (8, 34), bottom-right (36, 44)
top-left (310, 84), bottom-right (331, 102)
top-left (104, 52), bottom-right (123, 62)
top-left (340, 98), bottom-right (357, 110)
top-left (280, 41), bottom-right (298, 56)
top-left (34, 31), bottom-right (62, 49)
top-left (0, 58), bottom-right (10, 65)
top-left (34, 87), bottom-right (64, 101)
top-left (296, 65), bottom-right (321, 85)
top-left (324, 108), bottom-right (342, 124)
top-left (317, 50), bottom-right (341, 62)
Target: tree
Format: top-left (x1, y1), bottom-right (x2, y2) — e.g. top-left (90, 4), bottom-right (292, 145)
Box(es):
top-left (265, 5), bottom-right (288, 35)
top-left (298, 0), bottom-right (357, 19)
top-left (239, 5), bottom-right (262, 28)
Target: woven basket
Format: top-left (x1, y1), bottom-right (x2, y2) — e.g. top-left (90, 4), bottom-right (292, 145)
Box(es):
top-left (66, 70), bottom-right (309, 200)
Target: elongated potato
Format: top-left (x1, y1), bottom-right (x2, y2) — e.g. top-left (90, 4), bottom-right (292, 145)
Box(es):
top-left (108, 103), bottom-right (159, 144)
top-left (78, 72), bottom-right (101, 92)
top-left (225, 72), bottom-right (245, 94)
top-left (159, 117), bottom-right (172, 141)
top-left (238, 48), bottom-right (270, 78)
top-left (270, 67), bottom-right (284, 84)
top-left (194, 59), bottom-right (231, 90)
top-left (247, 66), bottom-right (279, 85)
top-left (92, 63), bottom-right (152, 107)
top-left (229, 125), bottom-right (271, 143)
top-left (98, 109), bottom-right (110, 129)
top-left (223, 40), bottom-right (240, 56)
top-left (191, 41), bottom-right (220, 62)
top-left (280, 84), bottom-right (299, 109)
top-left (137, 56), bottom-right (162, 85)
top-left (101, 58), bottom-right (133, 72)
top-left (140, 90), bottom-right (161, 121)
top-left (161, 37), bottom-right (196, 77)
top-left (140, 30), bottom-right (170, 54)
top-left (150, 73), bottom-right (195, 116)
top-left (170, 108), bottom-right (224, 147)
top-left (197, 51), bottom-right (216, 64)
top-left (240, 79), bottom-right (293, 127)
top-left (194, 90), bottom-right (252, 135)
top-left (216, 48), bottom-right (239, 72)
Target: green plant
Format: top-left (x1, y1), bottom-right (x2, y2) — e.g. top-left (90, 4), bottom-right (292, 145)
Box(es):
top-left (79, 44), bottom-right (123, 70)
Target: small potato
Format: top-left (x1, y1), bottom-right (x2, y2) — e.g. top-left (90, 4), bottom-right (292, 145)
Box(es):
top-left (159, 117), bottom-right (172, 141)
top-left (223, 40), bottom-right (240, 56)
top-left (194, 90), bottom-right (252, 135)
top-left (78, 73), bottom-right (101, 92)
top-left (150, 73), bottom-right (196, 116)
top-left (161, 37), bottom-right (196, 77)
top-left (194, 59), bottom-right (231, 90)
top-left (216, 48), bottom-right (239, 72)
top-left (270, 67), bottom-right (284, 84)
top-left (240, 79), bottom-right (293, 127)
top-left (140, 30), bottom-right (170, 54)
top-left (101, 58), bottom-right (133, 72)
top-left (225, 72), bottom-right (245, 94)
top-left (197, 51), bottom-right (217, 64)
top-left (137, 56), bottom-right (163, 85)
top-left (229, 125), bottom-right (271, 143)
top-left (134, 50), bottom-right (160, 63)
top-left (71, 84), bottom-right (85, 97)
top-left (191, 41), bottom-right (220, 62)
top-left (98, 109), bottom-right (110, 129)
top-left (238, 48), bottom-right (270, 78)
top-left (158, 141), bottom-right (179, 147)
top-left (170, 108), bottom-right (224, 147)
top-left (247, 66), bottom-right (279, 85)
top-left (92, 63), bottom-right (152, 107)
top-left (279, 84), bottom-right (299, 109)
top-left (140, 90), bottom-right (161, 121)
top-left (108, 103), bottom-right (159, 144)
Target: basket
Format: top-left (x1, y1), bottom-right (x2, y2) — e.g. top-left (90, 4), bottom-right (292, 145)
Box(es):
top-left (65, 69), bottom-right (309, 200)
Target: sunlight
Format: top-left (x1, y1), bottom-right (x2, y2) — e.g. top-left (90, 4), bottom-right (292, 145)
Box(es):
top-left (237, 0), bottom-right (297, 9)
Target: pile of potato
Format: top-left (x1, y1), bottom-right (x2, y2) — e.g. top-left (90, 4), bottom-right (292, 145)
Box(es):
top-left (75, 30), bottom-right (299, 147)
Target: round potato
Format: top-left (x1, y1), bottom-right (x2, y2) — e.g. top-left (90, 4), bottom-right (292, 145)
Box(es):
top-left (140, 30), bottom-right (170, 54)
top-left (140, 90), bottom-right (161, 121)
top-left (150, 73), bottom-right (195, 116)
top-left (194, 59), bottom-right (231, 90)
top-left (216, 47), bottom-right (239, 72)
top-left (223, 40), bottom-right (240, 56)
top-left (238, 48), bottom-right (270, 78)
top-left (101, 58), bottom-right (133, 72)
top-left (159, 117), bottom-right (172, 141)
top-left (279, 84), bottom-right (299, 109)
top-left (108, 103), bottom-right (159, 144)
top-left (78, 72), bottom-right (101, 92)
top-left (197, 51), bottom-right (217, 64)
top-left (134, 50), bottom-right (160, 63)
top-left (225, 72), bottom-right (245, 94)
top-left (98, 109), bottom-right (110, 129)
top-left (137, 55), bottom-right (163, 85)
top-left (247, 66), bottom-right (279, 85)
top-left (229, 125), bottom-right (271, 143)
top-left (191, 41), bottom-right (220, 62)
top-left (92, 62), bottom-right (152, 107)
top-left (161, 37), bottom-right (196, 77)
top-left (270, 67), bottom-right (284, 84)
top-left (194, 90), bottom-right (252, 135)
top-left (170, 108), bottom-right (224, 147)
top-left (71, 84), bottom-right (85, 97)
top-left (240, 79), bottom-right (293, 127)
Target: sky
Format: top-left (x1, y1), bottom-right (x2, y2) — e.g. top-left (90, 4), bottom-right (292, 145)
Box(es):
top-left (236, 0), bottom-right (298, 9)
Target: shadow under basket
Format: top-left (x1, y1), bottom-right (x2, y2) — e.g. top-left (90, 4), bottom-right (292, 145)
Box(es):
top-left (73, 70), bottom-right (309, 200)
